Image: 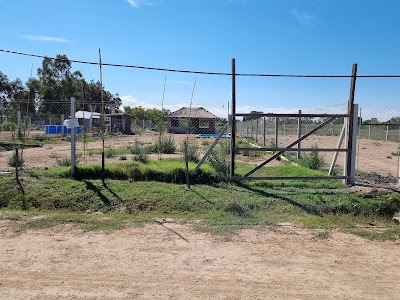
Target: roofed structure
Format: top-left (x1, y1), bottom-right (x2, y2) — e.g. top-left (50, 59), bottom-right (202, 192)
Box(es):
top-left (166, 107), bottom-right (219, 134)
top-left (166, 107), bottom-right (219, 119)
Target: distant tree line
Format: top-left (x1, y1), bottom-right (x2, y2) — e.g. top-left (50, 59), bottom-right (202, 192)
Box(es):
top-left (0, 54), bottom-right (121, 120)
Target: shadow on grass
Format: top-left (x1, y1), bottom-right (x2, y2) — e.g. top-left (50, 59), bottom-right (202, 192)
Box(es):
top-left (190, 188), bottom-right (215, 205)
top-left (103, 182), bottom-right (124, 204)
top-left (242, 185), bottom-right (322, 216)
top-left (84, 180), bottom-right (111, 205)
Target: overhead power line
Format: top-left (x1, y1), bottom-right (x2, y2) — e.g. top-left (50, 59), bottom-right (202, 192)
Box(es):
top-left (1, 48), bottom-right (400, 78)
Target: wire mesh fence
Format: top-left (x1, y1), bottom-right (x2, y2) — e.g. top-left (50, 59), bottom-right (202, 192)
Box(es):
top-left (356, 105), bottom-right (400, 186)
top-left (234, 102), bottom-right (400, 185)
top-left (1, 95), bottom-right (399, 187)
top-left (0, 99), bottom-right (230, 178)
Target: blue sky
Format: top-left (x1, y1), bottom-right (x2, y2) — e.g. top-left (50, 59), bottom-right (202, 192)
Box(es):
top-left (0, 0), bottom-right (400, 118)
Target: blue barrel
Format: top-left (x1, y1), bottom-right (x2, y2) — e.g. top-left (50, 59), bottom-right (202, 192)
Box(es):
top-left (45, 125), bottom-right (58, 134)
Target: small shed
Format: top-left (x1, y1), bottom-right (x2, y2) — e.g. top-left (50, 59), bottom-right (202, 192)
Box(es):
top-left (166, 107), bottom-right (219, 134)
top-left (71, 111), bottom-right (133, 134)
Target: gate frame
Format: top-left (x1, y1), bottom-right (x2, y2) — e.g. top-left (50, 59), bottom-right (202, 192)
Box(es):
top-left (230, 59), bottom-right (358, 185)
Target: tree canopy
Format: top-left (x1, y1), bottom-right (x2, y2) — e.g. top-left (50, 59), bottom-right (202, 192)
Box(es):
top-left (0, 54), bottom-right (122, 119)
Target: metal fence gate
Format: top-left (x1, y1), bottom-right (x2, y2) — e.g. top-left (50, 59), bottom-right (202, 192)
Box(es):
top-left (229, 60), bottom-right (359, 185)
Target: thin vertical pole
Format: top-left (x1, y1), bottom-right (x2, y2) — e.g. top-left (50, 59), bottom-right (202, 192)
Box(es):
top-left (297, 110), bottom-right (302, 159)
top-left (346, 63), bottom-right (357, 185)
top-left (386, 125), bottom-right (389, 141)
top-left (61, 114), bottom-right (65, 136)
top-left (349, 104), bottom-right (358, 184)
top-left (70, 97), bottom-right (76, 177)
top-left (275, 117), bottom-right (278, 148)
top-left (17, 111), bottom-right (21, 129)
top-left (184, 141), bottom-right (190, 189)
top-left (99, 49), bottom-right (105, 184)
top-left (230, 58), bottom-right (236, 179)
top-left (263, 117), bottom-right (266, 146)
top-left (368, 125), bottom-right (371, 139)
top-left (256, 118), bottom-right (259, 143)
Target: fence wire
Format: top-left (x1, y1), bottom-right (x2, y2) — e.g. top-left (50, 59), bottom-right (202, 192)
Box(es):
top-left (356, 105), bottom-right (400, 186)
top-left (0, 99), bottom-right (230, 178)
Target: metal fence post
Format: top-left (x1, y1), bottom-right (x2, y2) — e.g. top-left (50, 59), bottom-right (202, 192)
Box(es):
top-left (17, 111), bottom-right (21, 129)
top-left (71, 97), bottom-right (76, 177)
top-left (349, 104), bottom-right (358, 184)
top-left (386, 125), bottom-right (389, 141)
top-left (297, 110), bottom-right (302, 159)
top-left (230, 58), bottom-right (236, 179)
top-left (275, 117), bottom-right (278, 147)
top-left (256, 118), bottom-right (259, 143)
top-left (346, 63), bottom-right (357, 185)
top-left (263, 117), bottom-right (266, 146)
top-left (61, 114), bottom-right (65, 136)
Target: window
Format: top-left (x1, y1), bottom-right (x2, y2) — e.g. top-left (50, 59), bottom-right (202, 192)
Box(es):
top-left (199, 120), bottom-right (209, 129)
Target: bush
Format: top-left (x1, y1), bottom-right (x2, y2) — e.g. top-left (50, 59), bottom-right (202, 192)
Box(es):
top-left (299, 146), bottom-right (325, 170)
top-left (208, 142), bottom-right (230, 178)
top-left (105, 146), bottom-right (116, 158)
top-left (181, 141), bottom-right (200, 163)
top-left (8, 151), bottom-right (24, 167)
top-left (133, 149), bottom-right (149, 163)
top-left (154, 135), bottom-right (176, 154)
top-left (56, 157), bottom-right (72, 166)
top-left (129, 139), bottom-right (143, 155)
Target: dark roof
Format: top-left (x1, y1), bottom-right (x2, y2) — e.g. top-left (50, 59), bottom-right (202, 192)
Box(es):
top-left (166, 107), bottom-right (219, 119)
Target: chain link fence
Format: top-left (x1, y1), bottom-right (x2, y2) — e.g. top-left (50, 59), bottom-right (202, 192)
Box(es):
top-left (235, 102), bottom-right (400, 186)
top-left (0, 99), bottom-right (230, 176)
top-left (356, 106), bottom-right (400, 186)
top-left (1, 97), bottom-right (399, 186)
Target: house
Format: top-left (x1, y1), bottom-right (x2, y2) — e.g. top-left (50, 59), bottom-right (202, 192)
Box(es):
top-left (166, 107), bottom-right (219, 134)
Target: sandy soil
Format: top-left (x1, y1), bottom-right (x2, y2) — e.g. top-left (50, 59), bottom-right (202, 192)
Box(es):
top-left (0, 221), bottom-right (399, 299)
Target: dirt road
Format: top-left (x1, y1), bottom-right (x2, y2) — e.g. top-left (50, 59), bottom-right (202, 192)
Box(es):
top-left (1, 221), bottom-right (399, 299)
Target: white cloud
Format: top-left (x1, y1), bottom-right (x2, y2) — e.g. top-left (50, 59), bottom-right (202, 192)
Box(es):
top-left (120, 95), bottom-right (229, 118)
top-left (127, 0), bottom-right (154, 8)
top-left (291, 8), bottom-right (313, 25)
top-left (120, 95), bottom-right (185, 112)
top-left (21, 35), bottom-right (69, 43)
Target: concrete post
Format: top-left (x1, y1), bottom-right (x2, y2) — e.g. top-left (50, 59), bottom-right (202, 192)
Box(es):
top-left (17, 111), bottom-right (21, 129)
top-left (71, 97), bottom-right (76, 177)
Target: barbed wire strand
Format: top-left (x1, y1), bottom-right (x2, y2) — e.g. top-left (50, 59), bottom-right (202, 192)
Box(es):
top-left (2, 49), bottom-right (400, 78)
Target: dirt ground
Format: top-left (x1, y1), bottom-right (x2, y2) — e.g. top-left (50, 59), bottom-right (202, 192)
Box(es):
top-left (0, 132), bottom-right (399, 178)
top-left (0, 221), bottom-right (399, 299)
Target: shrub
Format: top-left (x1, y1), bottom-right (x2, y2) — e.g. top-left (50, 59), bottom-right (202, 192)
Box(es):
top-left (208, 142), bottom-right (230, 178)
top-left (105, 146), bottom-right (116, 158)
top-left (181, 141), bottom-right (200, 163)
top-left (56, 157), bottom-right (72, 166)
top-left (299, 146), bottom-right (325, 170)
top-left (8, 151), bottom-right (24, 167)
top-left (133, 148), bottom-right (149, 163)
top-left (154, 135), bottom-right (176, 154)
top-left (224, 201), bottom-right (251, 218)
top-left (129, 139), bottom-right (143, 155)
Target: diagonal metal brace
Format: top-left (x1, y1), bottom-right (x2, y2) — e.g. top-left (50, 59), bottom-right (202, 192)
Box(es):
top-left (244, 117), bottom-right (336, 177)
top-left (192, 123), bottom-right (228, 174)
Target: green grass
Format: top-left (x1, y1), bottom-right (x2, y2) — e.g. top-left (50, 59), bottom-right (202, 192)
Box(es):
top-left (1, 159), bottom-right (399, 239)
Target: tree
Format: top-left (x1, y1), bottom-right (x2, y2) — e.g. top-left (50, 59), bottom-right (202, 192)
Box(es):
top-left (243, 110), bottom-right (264, 121)
top-left (362, 118), bottom-right (380, 125)
top-left (37, 55), bottom-right (74, 114)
